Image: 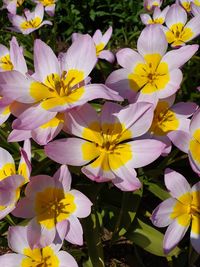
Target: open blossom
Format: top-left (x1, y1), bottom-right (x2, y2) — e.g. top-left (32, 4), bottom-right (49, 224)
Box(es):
top-left (144, 0), bottom-right (163, 11)
top-left (72, 27), bottom-right (114, 63)
top-left (13, 165), bottom-right (92, 247)
top-left (140, 6), bottom-right (169, 25)
top-left (0, 35), bottom-right (122, 132)
top-left (32, 0), bottom-right (57, 16)
top-left (169, 108), bottom-right (200, 175)
top-left (162, 4), bottom-right (200, 47)
top-left (1, 0), bottom-right (24, 14)
top-left (8, 3), bottom-right (52, 34)
top-left (151, 168), bottom-right (200, 254)
top-left (106, 25), bottom-right (198, 104)
top-left (0, 225), bottom-right (78, 267)
top-left (0, 37), bottom-right (27, 125)
top-left (45, 102), bottom-right (165, 191)
top-left (0, 140), bottom-right (31, 219)
top-left (144, 94), bottom-right (197, 155)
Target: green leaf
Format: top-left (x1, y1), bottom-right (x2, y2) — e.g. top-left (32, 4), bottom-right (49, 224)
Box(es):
top-left (126, 219), bottom-right (180, 257)
top-left (146, 182), bottom-right (170, 201)
top-left (82, 210), bottom-right (105, 267)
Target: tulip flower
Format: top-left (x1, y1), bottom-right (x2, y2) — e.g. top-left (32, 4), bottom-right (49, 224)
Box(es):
top-left (8, 3), bottom-right (52, 34)
top-left (0, 35), bottom-right (122, 132)
top-left (163, 4), bottom-right (200, 47)
top-left (0, 225), bottom-right (78, 267)
top-left (106, 25), bottom-right (198, 104)
top-left (151, 168), bottom-right (200, 254)
top-left (13, 165), bottom-right (92, 247)
top-left (32, 0), bottom-right (57, 16)
top-left (1, 0), bottom-right (24, 14)
top-left (140, 6), bottom-right (169, 25)
top-left (144, 94), bottom-right (197, 155)
top-left (169, 108), bottom-right (200, 175)
top-left (72, 26), bottom-right (115, 63)
top-left (0, 140), bottom-right (31, 219)
top-left (45, 102), bottom-right (165, 191)
top-left (0, 37), bottom-right (27, 125)
top-left (144, 0), bottom-right (163, 11)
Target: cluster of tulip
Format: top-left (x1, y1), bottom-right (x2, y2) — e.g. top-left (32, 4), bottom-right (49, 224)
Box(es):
top-left (0, 0), bottom-right (199, 265)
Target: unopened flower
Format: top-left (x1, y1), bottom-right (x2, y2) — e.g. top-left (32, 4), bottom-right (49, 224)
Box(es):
top-left (151, 168), bottom-right (200, 254)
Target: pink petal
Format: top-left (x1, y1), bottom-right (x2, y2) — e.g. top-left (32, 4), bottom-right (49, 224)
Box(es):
top-left (8, 129), bottom-right (32, 142)
top-left (0, 71), bottom-right (35, 103)
top-left (61, 34), bottom-right (97, 78)
top-left (0, 254), bottom-right (24, 266)
top-left (164, 219), bottom-right (189, 254)
top-left (8, 225), bottom-right (29, 254)
top-left (53, 165), bottom-right (72, 192)
top-left (164, 168), bottom-right (191, 199)
top-left (70, 189), bottom-right (92, 218)
top-left (12, 103), bottom-right (57, 130)
top-left (137, 25), bottom-right (168, 57)
top-left (34, 39), bottom-right (60, 83)
top-left (168, 130), bottom-right (190, 153)
top-left (161, 45), bottom-right (199, 70)
top-left (65, 216), bottom-right (83, 245)
top-left (45, 138), bottom-right (92, 165)
top-left (128, 139), bottom-right (165, 168)
top-left (151, 198), bottom-right (177, 227)
top-left (10, 37), bottom-right (27, 74)
top-left (116, 48), bottom-right (144, 70)
top-left (165, 4), bottom-right (187, 29)
top-left (57, 251), bottom-right (78, 267)
top-left (98, 50), bottom-right (115, 63)
top-left (185, 15), bottom-right (200, 41)
top-left (112, 166), bottom-right (141, 191)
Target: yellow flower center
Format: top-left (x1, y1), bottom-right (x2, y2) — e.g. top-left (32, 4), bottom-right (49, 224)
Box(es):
top-left (181, 1), bottom-right (191, 12)
top-left (39, 0), bottom-right (55, 6)
top-left (0, 163), bottom-right (16, 181)
top-left (128, 54), bottom-right (169, 94)
top-left (96, 43), bottom-right (105, 56)
top-left (0, 54), bottom-right (13, 71)
top-left (20, 17), bottom-right (42, 30)
top-left (171, 191), bottom-right (200, 234)
top-left (30, 70), bottom-right (85, 110)
top-left (148, 18), bottom-right (164, 24)
top-left (82, 122), bottom-right (133, 171)
top-left (17, 0), bottom-right (25, 7)
top-left (194, 0), bottom-right (200, 6)
top-left (21, 246), bottom-right (59, 267)
top-left (149, 101), bottom-right (179, 136)
top-left (189, 129), bottom-right (200, 164)
top-left (35, 187), bottom-right (76, 229)
top-left (165, 23), bottom-right (193, 46)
